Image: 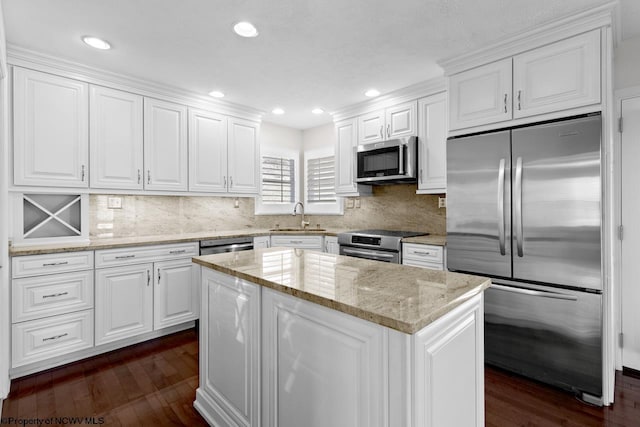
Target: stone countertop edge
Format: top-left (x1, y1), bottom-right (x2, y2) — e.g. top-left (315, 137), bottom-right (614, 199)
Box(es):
top-left (9, 230), bottom-right (445, 256)
top-left (192, 254), bottom-right (489, 335)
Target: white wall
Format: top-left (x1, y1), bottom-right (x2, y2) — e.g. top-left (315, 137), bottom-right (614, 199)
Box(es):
top-left (614, 35), bottom-right (640, 90)
top-left (302, 123), bottom-right (335, 152)
top-left (0, 0), bottom-right (10, 407)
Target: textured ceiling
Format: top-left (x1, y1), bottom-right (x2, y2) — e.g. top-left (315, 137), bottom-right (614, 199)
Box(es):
top-left (2, 0), bottom-right (638, 129)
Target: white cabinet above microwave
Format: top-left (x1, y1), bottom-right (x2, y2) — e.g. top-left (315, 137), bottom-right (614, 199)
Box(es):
top-left (357, 101), bottom-right (417, 145)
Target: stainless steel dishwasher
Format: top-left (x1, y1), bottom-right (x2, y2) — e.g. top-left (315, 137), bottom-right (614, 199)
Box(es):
top-left (199, 236), bottom-right (254, 255)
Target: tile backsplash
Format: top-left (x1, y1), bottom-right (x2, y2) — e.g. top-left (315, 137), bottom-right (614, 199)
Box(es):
top-left (90, 185), bottom-right (445, 238)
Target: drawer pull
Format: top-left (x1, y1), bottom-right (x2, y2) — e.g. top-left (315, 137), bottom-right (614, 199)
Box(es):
top-left (169, 249), bottom-right (187, 254)
top-left (42, 292), bottom-right (69, 299)
top-left (43, 333), bottom-right (68, 342)
top-left (414, 251), bottom-right (433, 256)
top-left (290, 240), bottom-right (303, 244)
top-left (115, 255), bottom-right (136, 259)
top-left (42, 261), bottom-right (69, 267)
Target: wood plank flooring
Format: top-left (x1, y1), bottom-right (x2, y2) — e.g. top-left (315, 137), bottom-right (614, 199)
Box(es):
top-left (3, 329), bottom-right (640, 426)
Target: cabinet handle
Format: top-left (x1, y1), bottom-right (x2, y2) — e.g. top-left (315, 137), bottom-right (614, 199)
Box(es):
top-left (42, 261), bottom-right (69, 267)
top-left (43, 333), bottom-right (68, 342)
top-left (43, 292), bottom-right (69, 299)
top-left (379, 126), bottom-right (384, 139)
top-left (503, 94), bottom-right (508, 113)
top-left (414, 251), bottom-right (433, 256)
top-left (230, 176), bottom-right (233, 188)
top-left (147, 170), bottom-right (151, 184)
top-left (169, 249), bottom-right (186, 254)
top-left (420, 168), bottom-right (423, 183)
top-left (386, 124), bottom-right (390, 138)
top-left (81, 165), bottom-right (85, 181)
top-left (517, 90), bottom-right (522, 110)
top-left (138, 169), bottom-right (141, 184)
top-left (224, 176), bottom-right (227, 188)
top-left (115, 255), bottom-right (135, 259)
top-left (290, 240), bottom-right (303, 244)
top-left (158, 268), bottom-right (161, 284)
top-left (147, 270), bottom-right (150, 287)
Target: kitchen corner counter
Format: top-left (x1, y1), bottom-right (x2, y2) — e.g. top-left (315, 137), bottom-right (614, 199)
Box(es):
top-left (8, 228), bottom-right (346, 256)
top-left (402, 234), bottom-right (447, 246)
top-left (193, 247), bottom-right (489, 334)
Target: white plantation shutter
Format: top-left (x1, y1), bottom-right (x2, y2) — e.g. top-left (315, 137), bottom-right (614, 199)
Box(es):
top-left (262, 156), bottom-right (295, 203)
top-left (307, 155), bottom-right (336, 203)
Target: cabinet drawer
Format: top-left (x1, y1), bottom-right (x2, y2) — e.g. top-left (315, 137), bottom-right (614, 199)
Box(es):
top-left (95, 242), bottom-right (198, 268)
top-left (402, 258), bottom-right (444, 271)
top-left (12, 251), bottom-right (94, 278)
top-left (12, 310), bottom-right (94, 368)
top-left (402, 243), bottom-right (443, 263)
top-left (12, 270), bottom-right (94, 323)
top-left (270, 235), bottom-right (324, 250)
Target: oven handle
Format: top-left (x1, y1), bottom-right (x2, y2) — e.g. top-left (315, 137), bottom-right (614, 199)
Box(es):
top-left (341, 247), bottom-right (396, 261)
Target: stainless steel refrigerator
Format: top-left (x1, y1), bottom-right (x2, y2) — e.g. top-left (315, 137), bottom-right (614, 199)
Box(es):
top-left (446, 114), bottom-right (603, 403)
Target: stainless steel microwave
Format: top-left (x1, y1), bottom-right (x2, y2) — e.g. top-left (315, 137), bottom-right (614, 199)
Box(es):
top-left (355, 136), bottom-right (417, 184)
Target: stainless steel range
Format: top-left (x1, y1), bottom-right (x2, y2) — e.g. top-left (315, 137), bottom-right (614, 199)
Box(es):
top-left (337, 229), bottom-right (427, 264)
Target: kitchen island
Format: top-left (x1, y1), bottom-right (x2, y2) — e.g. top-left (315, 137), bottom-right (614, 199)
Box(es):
top-left (192, 247), bottom-right (490, 427)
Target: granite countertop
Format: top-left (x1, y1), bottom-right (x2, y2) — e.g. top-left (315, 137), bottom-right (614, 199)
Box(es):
top-left (9, 228), bottom-right (349, 256)
top-left (402, 234), bottom-right (447, 246)
top-left (193, 247), bottom-right (489, 334)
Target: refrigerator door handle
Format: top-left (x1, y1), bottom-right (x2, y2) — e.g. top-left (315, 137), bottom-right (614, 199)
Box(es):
top-left (514, 156), bottom-right (524, 257)
top-left (497, 158), bottom-right (506, 255)
top-left (491, 284), bottom-right (578, 301)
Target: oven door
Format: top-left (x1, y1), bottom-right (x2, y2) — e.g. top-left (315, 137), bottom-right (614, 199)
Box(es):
top-left (339, 246), bottom-right (399, 263)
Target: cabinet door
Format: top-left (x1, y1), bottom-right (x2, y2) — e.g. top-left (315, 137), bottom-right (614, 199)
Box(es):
top-left (90, 86), bottom-right (143, 189)
top-left (386, 101), bottom-right (417, 139)
top-left (449, 58), bottom-right (512, 130)
top-left (13, 67), bottom-right (88, 187)
top-left (188, 109), bottom-right (228, 193)
top-left (200, 269), bottom-right (261, 427)
top-left (417, 93), bottom-right (447, 193)
top-left (227, 118), bottom-right (260, 194)
top-left (154, 259), bottom-right (199, 330)
top-left (513, 30), bottom-right (600, 118)
top-left (324, 236), bottom-right (339, 254)
top-left (262, 288), bottom-right (386, 427)
top-left (254, 236), bottom-right (271, 248)
top-left (143, 98), bottom-right (188, 191)
top-left (95, 263), bottom-right (153, 345)
top-left (357, 110), bottom-right (385, 144)
top-left (335, 118), bottom-right (358, 195)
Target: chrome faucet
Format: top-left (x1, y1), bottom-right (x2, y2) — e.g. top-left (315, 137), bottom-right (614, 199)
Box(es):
top-left (292, 202), bottom-right (310, 229)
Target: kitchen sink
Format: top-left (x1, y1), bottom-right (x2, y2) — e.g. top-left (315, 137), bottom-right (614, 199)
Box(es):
top-left (270, 228), bottom-right (326, 232)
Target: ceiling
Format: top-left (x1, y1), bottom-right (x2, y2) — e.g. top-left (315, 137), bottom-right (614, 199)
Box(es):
top-left (3, 0), bottom-right (639, 130)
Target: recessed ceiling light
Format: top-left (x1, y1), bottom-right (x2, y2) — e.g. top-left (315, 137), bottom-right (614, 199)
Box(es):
top-left (365, 89), bottom-right (380, 97)
top-left (234, 21), bottom-right (259, 38)
top-left (272, 108), bottom-right (285, 115)
top-left (82, 36), bottom-right (111, 50)
top-left (311, 108), bottom-right (324, 114)
top-left (208, 90), bottom-right (225, 98)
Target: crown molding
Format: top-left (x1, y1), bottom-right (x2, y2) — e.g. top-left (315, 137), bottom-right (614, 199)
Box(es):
top-left (331, 77), bottom-right (446, 123)
top-left (7, 44), bottom-right (264, 122)
top-left (438, 1), bottom-right (619, 76)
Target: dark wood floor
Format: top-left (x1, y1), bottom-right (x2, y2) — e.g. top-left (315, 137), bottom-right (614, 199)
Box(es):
top-left (3, 329), bottom-right (640, 426)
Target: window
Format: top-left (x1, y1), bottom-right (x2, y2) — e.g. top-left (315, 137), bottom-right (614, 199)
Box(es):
top-left (304, 148), bottom-right (343, 215)
top-left (261, 156), bottom-right (295, 203)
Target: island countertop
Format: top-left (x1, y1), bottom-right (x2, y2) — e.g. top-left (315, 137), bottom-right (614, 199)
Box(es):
top-left (192, 247), bottom-right (490, 334)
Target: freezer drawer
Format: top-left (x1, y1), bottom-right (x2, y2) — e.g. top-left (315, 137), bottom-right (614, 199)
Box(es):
top-left (485, 280), bottom-right (602, 399)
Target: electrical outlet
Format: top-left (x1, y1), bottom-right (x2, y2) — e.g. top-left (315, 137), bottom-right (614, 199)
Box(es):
top-left (107, 197), bottom-right (122, 209)
top-left (438, 197), bottom-right (446, 208)
top-left (234, 198), bottom-right (240, 208)
top-left (346, 198), bottom-right (355, 209)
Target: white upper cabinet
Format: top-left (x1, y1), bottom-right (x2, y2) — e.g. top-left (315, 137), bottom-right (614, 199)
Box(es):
top-left (188, 109), bottom-right (228, 193)
top-left (143, 98), bottom-right (188, 191)
top-left (513, 30), bottom-right (600, 118)
top-left (357, 101), bottom-right (417, 144)
top-left (448, 58), bottom-right (512, 131)
top-left (335, 118), bottom-right (359, 196)
top-left (13, 68), bottom-right (89, 187)
top-left (227, 117), bottom-right (260, 194)
top-left (90, 86), bottom-right (143, 190)
top-left (417, 92), bottom-right (447, 194)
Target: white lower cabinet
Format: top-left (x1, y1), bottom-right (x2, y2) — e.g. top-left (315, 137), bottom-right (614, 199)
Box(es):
top-left (323, 235), bottom-right (339, 254)
top-left (270, 235), bottom-right (323, 251)
top-left (261, 288), bottom-right (386, 427)
top-left (195, 268), bottom-right (261, 427)
top-left (95, 263), bottom-right (154, 345)
top-left (153, 258), bottom-right (199, 330)
top-left (402, 243), bottom-right (445, 270)
top-left (253, 236), bottom-right (270, 249)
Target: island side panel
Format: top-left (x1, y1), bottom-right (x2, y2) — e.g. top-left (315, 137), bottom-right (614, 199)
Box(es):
top-left (261, 287), bottom-right (388, 427)
top-left (412, 293), bottom-right (485, 427)
top-left (195, 268), bottom-right (261, 427)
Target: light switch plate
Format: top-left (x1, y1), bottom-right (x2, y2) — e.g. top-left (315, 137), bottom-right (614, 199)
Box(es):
top-left (438, 197), bottom-right (446, 208)
top-left (107, 197), bottom-right (122, 209)
top-left (354, 198), bottom-right (361, 208)
top-left (346, 198), bottom-right (355, 209)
